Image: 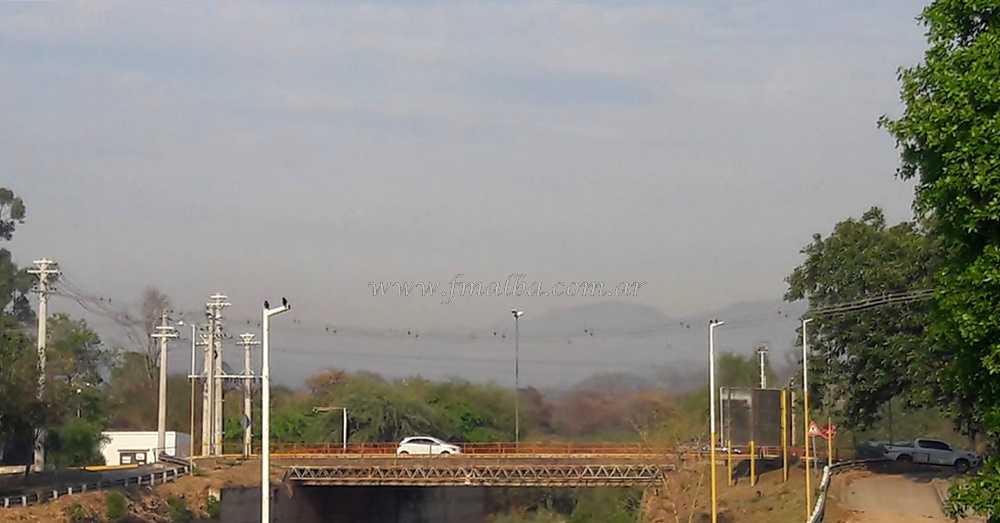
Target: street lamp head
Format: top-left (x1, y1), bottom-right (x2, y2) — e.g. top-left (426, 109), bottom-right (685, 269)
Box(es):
top-left (264, 297), bottom-right (290, 317)
top-left (511, 309), bottom-right (524, 318)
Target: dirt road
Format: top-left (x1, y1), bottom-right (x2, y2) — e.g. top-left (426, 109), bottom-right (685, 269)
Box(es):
top-left (832, 469), bottom-right (950, 523)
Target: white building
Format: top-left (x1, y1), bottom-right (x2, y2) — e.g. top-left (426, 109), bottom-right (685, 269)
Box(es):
top-left (99, 431), bottom-right (191, 466)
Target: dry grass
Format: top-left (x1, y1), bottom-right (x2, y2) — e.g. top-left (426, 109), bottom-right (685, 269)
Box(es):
top-left (0, 459), bottom-right (271, 523)
top-left (643, 460), bottom-right (819, 523)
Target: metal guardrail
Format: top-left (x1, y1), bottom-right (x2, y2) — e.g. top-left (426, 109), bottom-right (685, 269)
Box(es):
top-left (807, 458), bottom-right (886, 523)
top-left (0, 455), bottom-right (190, 509)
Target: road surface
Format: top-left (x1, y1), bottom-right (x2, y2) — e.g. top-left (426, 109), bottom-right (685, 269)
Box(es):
top-left (834, 471), bottom-right (949, 522)
top-left (831, 463), bottom-right (984, 523)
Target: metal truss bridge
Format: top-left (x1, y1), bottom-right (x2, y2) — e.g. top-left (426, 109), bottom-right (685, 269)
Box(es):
top-left (286, 463), bottom-right (670, 487)
top-left (204, 441), bottom-right (801, 487)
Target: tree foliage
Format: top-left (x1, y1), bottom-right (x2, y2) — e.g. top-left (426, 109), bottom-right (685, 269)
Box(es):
top-left (0, 188), bottom-right (43, 461)
top-left (784, 207), bottom-right (941, 429)
top-left (879, 2), bottom-right (1000, 518)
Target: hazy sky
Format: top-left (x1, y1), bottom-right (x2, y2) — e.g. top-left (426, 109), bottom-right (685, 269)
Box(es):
top-left (5, 1), bottom-right (927, 368)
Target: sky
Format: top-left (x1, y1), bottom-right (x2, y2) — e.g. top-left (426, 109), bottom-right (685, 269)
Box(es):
top-left (3, 1), bottom-right (930, 386)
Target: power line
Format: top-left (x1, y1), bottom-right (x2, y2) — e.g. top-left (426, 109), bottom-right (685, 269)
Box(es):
top-left (806, 289), bottom-right (935, 316)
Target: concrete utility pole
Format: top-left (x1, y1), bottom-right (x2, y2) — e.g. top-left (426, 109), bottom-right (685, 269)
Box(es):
top-left (28, 258), bottom-right (59, 473)
top-left (202, 305), bottom-right (213, 456)
top-left (756, 344), bottom-right (768, 389)
top-left (152, 310), bottom-right (178, 460)
top-left (201, 306), bottom-right (215, 456)
top-left (204, 294), bottom-right (231, 456)
top-left (191, 325), bottom-right (209, 456)
top-left (238, 333), bottom-right (260, 458)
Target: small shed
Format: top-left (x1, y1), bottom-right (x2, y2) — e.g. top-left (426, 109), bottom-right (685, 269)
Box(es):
top-left (99, 431), bottom-right (191, 466)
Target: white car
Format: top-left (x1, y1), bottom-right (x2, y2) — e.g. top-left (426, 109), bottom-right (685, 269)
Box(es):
top-left (396, 436), bottom-right (461, 456)
top-left (882, 437), bottom-right (981, 473)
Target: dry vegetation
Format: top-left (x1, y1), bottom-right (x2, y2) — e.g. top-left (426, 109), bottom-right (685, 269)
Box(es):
top-left (0, 460), bottom-right (270, 523)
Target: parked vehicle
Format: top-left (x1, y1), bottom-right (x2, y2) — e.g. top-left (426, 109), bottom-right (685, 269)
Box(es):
top-left (881, 437), bottom-right (981, 473)
top-left (396, 436), bottom-right (461, 455)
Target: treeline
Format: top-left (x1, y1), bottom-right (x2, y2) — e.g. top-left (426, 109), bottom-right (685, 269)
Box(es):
top-left (220, 350), bottom-right (777, 452)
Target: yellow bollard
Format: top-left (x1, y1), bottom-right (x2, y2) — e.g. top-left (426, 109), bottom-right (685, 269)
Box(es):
top-left (750, 440), bottom-right (756, 486)
top-left (781, 388), bottom-right (788, 482)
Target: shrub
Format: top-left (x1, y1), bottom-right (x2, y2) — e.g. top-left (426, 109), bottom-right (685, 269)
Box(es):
top-left (104, 491), bottom-right (127, 521)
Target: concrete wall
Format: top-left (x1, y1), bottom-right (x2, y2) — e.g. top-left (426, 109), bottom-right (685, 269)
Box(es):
top-left (219, 484), bottom-right (488, 523)
top-left (219, 484), bottom-right (317, 523)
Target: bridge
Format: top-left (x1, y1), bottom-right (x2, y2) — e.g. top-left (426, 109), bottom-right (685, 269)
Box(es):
top-left (234, 441), bottom-right (802, 487)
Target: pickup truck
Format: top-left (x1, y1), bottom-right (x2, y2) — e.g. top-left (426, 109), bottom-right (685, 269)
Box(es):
top-left (881, 438), bottom-right (981, 473)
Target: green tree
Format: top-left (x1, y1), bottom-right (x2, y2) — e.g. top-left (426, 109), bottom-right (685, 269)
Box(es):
top-left (718, 352), bottom-right (776, 389)
top-left (879, 3), bottom-right (1000, 519)
top-left (0, 188), bottom-right (43, 463)
top-left (784, 207), bottom-right (941, 429)
top-left (48, 418), bottom-right (107, 467)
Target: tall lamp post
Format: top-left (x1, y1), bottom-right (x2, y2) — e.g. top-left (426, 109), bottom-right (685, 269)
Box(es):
top-left (511, 309), bottom-right (524, 446)
top-left (261, 298), bottom-right (289, 523)
top-left (708, 319), bottom-right (724, 523)
top-left (802, 317), bottom-right (814, 518)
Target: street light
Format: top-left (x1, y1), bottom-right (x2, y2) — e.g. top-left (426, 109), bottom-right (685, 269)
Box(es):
top-left (261, 297), bottom-right (289, 523)
top-left (802, 317), bottom-right (814, 518)
top-left (708, 319), bottom-right (724, 523)
top-left (511, 309), bottom-right (524, 446)
top-left (313, 407), bottom-right (348, 450)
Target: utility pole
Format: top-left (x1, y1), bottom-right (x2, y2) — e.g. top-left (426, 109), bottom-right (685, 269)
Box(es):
top-left (201, 305), bottom-right (213, 456)
top-left (756, 344), bottom-right (768, 389)
top-left (151, 310), bottom-right (178, 460)
top-left (238, 333), bottom-right (259, 457)
top-left (192, 325), bottom-right (209, 456)
top-left (205, 294), bottom-right (231, 456)
top-left (28, 258), bottom-right (59, 473)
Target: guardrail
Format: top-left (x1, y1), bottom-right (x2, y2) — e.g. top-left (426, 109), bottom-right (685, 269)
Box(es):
top-left (807, 458), bottom-right (886, 523)
top-left (0, 455), bottom-right (190, 509)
